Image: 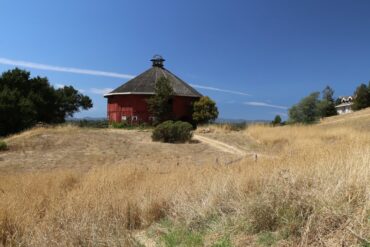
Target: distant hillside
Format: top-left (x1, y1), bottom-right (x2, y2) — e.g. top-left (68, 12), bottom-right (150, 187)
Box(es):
top-left (215, 118), bottom-right (270, 124)
top-left (66, 117), bottom-right (107, 122)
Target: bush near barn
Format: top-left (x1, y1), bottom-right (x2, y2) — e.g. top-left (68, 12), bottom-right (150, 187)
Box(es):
top-left (192, 96), bottom-right (219, 124)
top-left (152, 120), bottom-right (193, 143)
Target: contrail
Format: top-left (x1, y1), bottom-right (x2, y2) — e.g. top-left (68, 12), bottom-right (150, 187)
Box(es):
top-left (0, 57), bottom-right (135, 79)
top-left (0, 57), bottom-right (251, 96)
top-left (190, 84), bottom-right (250, 96)
top-left (244, 101), bottom-right (288, 110)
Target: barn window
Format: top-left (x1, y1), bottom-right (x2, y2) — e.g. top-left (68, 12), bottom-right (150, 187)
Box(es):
top-left (132, 116), bottom-right (138, 121)
top-left (122, 115), bottom-right (127, 121)
top-left (149, 116), bottom-right (156, 121)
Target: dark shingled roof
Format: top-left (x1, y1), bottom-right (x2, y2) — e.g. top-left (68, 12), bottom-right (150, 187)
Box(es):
top-left (105, 58), bottom-right (202, 98)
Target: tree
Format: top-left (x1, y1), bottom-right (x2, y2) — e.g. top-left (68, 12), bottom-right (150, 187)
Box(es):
top-left (192, 96), bottom-right (219, 124)
top-left (272, 115), bottom-right (282, 126)
top-left (147, 77), bottom-right (174, 124)
top-left (335, 97), bottom-right (342, 106)
top-left (54, 86), bottom-right (92, 122)
top-left (288, 92), bottom-right (320, 124)
top-left (0, 68), bottom-right (92, 136)
top-left (318, 86), bottom-right (337, 117)
top-left (353, 83), bottom-right (370, 110)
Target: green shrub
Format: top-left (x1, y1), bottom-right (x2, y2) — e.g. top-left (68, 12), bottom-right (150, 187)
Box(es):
top-left (160, 227), bottom-right (204, 247)
top-left (0, 140), bottom-right (8, 151)
top-left (111, 121), bottom-right (129, 129)
top-left (193, 96), bottom-right (219, 124)
top-left (152, 121), bottom-right (193, 143)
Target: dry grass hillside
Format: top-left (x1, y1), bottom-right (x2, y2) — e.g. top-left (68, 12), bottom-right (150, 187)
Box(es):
top-left (0, 109), bottom-right (369, 246)
top-left (0, 127), bottom-right (237, 173)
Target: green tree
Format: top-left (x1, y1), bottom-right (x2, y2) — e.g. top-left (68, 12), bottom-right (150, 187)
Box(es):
top-left (272, 115), bottom-right (282, 126)
top-left (147, 77), bottom-right (174, 124)
top-left (353, 83), bottom-right (370, 110)
top-left (335, 97), bottom-right (342, 106)
top-left (0, 68), bottom-right (93, 136)
top-left (318, 86), bottom-right (337, 117)
top-left (192, 96), bottom-right (219, 124)
top-left (288, 92), bottom-right (320, 124)
top-left (54, 86), bottom-right (92, 122)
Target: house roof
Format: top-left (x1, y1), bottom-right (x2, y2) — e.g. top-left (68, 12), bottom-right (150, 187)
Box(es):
top-left (104, 56), bottom-right (202, 98)
top-left (335, 102), bottom-right (353, 108)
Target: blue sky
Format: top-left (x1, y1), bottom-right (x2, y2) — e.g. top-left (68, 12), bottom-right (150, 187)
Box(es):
top-left (1, 0), bottom-right (370, 120)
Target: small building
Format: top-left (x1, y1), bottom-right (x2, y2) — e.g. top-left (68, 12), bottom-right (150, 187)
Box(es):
top-left (104, 55), bottom-right (202, 124)
top-left (335, 96), bottom-right (354, 115)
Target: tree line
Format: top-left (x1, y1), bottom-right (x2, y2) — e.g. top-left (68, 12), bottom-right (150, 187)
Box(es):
top-left (282, 82), bottom-right (370, 124)
top-left (0, 68), bottom-right (93, 136)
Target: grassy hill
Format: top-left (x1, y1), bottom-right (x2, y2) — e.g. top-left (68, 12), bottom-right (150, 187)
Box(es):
top-left (319, 107), bottom-right (370, 130)
top-left (0, 126), bottom-right (237, 173)
top-left (0, 110), bottom-right (369, 246)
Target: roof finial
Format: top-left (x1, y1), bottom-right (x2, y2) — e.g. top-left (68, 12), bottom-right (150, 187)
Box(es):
top-left (151, 55), bottom-right (165, 68)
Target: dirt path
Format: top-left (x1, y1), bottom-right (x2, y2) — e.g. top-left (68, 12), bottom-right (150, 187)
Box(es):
top-left (193, 134), bottom-right (277, 163)
top-left (193, 134), bottom-right (246, 156)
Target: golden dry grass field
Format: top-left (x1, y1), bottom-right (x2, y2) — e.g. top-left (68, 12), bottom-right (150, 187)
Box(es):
top-left (0, 108), bottom-right (369, 247)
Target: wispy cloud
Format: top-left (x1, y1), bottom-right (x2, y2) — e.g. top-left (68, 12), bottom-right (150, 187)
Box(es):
top-left (190, 84), bottom-right (251, 96)
top-left (89, 88), bottom-right (113, 95)
top-left (0, 57), bottom-right (252, 97)
top-left (244, 101), bottom-right (288, 110)
top-left (0, 58), bottom-right (135, 79)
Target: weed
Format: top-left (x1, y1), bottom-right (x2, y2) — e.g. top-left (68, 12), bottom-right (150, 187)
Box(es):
top-left (257, 232), bottom-right (276, 246)
top-left (212, 235), bottom-right (233, 247)
top-left (160, 227), bottom-right (203, 247)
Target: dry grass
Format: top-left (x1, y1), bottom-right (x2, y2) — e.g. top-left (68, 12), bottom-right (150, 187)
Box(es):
top-left (0, 110), bottom-right (369, 246)
top-left (0, 125), bottom-right (236, 173)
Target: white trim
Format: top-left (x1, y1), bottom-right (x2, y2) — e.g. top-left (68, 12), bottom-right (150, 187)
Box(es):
top-left (104, 92), bottom-right (155, 97)
top-left (335, 102), bottom-right (353, 108)
top-left (104, 92), bottom-right (201, 98)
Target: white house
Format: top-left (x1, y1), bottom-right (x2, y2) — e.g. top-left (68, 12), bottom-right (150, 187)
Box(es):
top-left (335, 96), bottom-right (354, 115)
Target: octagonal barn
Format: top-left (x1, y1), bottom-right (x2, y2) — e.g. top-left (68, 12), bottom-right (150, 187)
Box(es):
top-left (104, 55), bottom-right (202, 124)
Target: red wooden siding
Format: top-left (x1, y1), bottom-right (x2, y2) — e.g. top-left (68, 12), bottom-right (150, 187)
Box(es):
top-left (107, 95), bottom-right (198, 123)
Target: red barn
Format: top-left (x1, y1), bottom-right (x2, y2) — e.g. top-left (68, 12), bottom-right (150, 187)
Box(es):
top-left (104, 55), bottom-right (202, 124)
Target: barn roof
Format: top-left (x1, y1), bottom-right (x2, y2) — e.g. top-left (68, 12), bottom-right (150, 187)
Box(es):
top-left (104, 55), bottom-right (202, 98)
